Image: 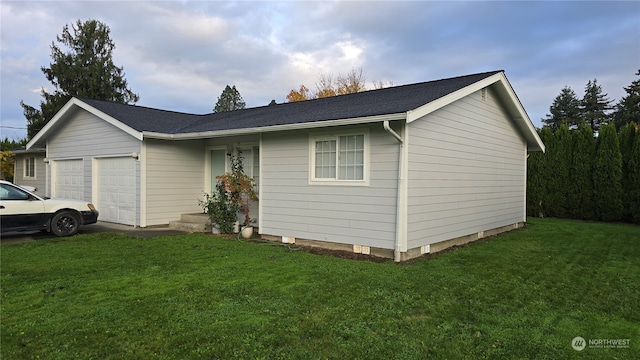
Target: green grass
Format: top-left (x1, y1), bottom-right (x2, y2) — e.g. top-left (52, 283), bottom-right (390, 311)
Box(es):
top-left (1, 218), bottom-right (639, 359)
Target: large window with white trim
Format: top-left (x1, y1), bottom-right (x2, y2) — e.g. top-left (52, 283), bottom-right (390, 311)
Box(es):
top-left (310, 131), bottom-right (368, 184)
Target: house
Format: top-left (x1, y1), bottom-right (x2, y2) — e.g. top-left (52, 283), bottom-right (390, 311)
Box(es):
top-left (24, 70), bottom-right (544, 261)
top-left (12, 147), bottom-right (46, 195)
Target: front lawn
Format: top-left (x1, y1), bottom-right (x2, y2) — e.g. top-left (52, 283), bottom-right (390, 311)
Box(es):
top-left (1, 218), bottom-right (638, 359)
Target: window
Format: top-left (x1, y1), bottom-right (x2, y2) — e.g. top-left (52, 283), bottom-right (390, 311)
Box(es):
top-left (236, 145), bottom-right (260, 193)
top-left (24, 157), bottom-right (35, 178)
top-left (311, 132), bottom-right (368, 184)
top-left (315, 140), bottom-right (336, 178)
top-left (0, 183), bottom-right (30, 201)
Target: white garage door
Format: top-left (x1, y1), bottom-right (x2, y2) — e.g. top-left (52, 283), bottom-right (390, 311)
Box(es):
top-left (53, 159), bottom-right (84, 200)
top-left (97, 157), bottom-right (136, 225)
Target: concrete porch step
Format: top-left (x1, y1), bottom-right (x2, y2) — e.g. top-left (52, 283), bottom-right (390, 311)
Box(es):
top-left (168, 213), bottom-right (209, 233)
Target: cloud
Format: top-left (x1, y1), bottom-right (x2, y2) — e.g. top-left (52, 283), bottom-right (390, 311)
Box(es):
top-left (1, 0), bottom-right (638, 138)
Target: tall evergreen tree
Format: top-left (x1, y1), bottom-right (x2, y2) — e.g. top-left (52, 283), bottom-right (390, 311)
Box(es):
top-left (593, 123), bottom-right (623, 221)
top-left (536, 126), bottom-right (555, 217)
top-left (546, 124), bottom-right (571, 218)
top-left (627, 127), bottom-right (640, 223)
top-left (20, 19), bottom-right (139, 139)
top-left (568, 123), bottom-right (595, 220)
top-left (542, 86), bottom-right (581, 130)
top-left (581, 79), bottom-right (612, 132)
top-left (619, 123), bottom-right (638, 221)
top-left (613, 69), bottom-right (640, 130)
top-left (213, 85), bottom-right (246, 112)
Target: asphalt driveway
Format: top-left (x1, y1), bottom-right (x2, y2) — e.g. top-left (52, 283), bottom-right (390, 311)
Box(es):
top-left (0, 221), bottom-right (189, 244)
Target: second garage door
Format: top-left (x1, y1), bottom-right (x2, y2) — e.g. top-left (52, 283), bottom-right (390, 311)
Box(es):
top-left (53, 159), bottom-right (84, 200)
top-left (97, 157), bottom-right (136, 225)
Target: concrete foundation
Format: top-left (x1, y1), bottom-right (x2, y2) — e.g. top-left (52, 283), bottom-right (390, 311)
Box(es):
top-left (261, 222), bottom-right (525, 262)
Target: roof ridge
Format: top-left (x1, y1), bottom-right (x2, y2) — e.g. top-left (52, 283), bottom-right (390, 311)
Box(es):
top-left (228, 70), bottom-right (505, 111)
top-left (78, 97), bottom-right (205, 116)
top-left (76, 70), bottom-right (506, 135)
top-left (79, 70), bottom-right (503, 116)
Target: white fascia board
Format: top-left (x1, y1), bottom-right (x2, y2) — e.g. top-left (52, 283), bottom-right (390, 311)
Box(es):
top-left (406, 72), bottom-right (545, 153)
top-left (142, 113), bottom-right (406, 140)
top-left (406, 72), bottom-right (505, 123)
top-left (496, 74), bottom-right (546, 153)
top-left (27, 98), bottom-right (143, 149)
top-left (73, 99), bottom-right (143, 141)
top-left (26, 98), bottom-right (78, 149)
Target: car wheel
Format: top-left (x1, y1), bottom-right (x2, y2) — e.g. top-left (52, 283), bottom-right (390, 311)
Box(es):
top-left (50, 211), bottom-right (80, 237)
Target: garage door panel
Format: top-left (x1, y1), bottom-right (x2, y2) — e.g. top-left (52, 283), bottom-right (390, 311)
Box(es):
top-left (54, 160), bottom-right (84, 200)
top-left (98, 157), bottom-right (136, 225)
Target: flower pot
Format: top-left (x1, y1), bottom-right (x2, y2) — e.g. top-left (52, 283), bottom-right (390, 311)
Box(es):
top-left (211, 225), bottom-right (220, 235)
top-left (241, 226), bottom-right (253, 239)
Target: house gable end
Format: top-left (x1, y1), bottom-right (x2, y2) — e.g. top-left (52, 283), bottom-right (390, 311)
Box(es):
top-left (27, 98), bottom-right (142, 150)
top-left (406, 72), bottom-right (544, 153)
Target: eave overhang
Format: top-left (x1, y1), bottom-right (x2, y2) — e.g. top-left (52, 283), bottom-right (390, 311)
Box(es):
top-left (141, 113), bottom-right (406, 140)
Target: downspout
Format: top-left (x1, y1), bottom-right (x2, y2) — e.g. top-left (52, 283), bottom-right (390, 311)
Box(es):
top-left (383, 120), bottom-right (406, 262)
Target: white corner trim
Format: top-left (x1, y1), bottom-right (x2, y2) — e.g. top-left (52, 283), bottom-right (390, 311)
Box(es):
top-left (395, 123), bottom-right (409, 257)
top-left (258, 133), bottom-right (263, 233)
top-left (140, 140), bottom-right (147, 228)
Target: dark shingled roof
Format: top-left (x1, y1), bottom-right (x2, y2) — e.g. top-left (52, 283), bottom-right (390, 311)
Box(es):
top-left (80, 70), bottom-right (503, 135)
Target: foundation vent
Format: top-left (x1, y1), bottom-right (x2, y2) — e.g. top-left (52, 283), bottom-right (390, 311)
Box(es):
top-left (282, 236), bottom-right (295, 244)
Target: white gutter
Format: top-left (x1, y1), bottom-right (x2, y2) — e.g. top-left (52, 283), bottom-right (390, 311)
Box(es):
top-left (143, 113), bottom-right (406, 140)
top-left (383, 121), bottom-right (402, 143)
top-left (384, 120), bottom-right (408, 263)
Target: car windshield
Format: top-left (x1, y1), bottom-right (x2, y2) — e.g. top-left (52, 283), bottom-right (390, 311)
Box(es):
top-left (0, 183), bottom-right (32, 201)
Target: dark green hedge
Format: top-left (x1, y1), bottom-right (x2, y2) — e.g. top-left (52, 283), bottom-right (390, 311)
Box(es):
top-left (527, 122), bottom-right (640, 224)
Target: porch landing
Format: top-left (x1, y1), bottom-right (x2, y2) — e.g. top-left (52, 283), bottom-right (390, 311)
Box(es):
top-left (169, 213), bottom-right (209, 232)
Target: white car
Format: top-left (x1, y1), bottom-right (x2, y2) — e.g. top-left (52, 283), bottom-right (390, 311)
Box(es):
top-left (0, 180), bottom-right (99, 236)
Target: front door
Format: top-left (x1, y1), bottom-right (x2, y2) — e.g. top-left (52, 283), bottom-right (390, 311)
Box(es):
top-left (210, 149), bottom-right (226, 191)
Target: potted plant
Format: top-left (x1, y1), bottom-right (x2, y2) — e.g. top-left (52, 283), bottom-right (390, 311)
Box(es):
top-left (217, 151), bottom-right (258, 238)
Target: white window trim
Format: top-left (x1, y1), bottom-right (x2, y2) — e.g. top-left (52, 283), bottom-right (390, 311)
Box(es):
top-left (234, 143), bottom-right (260, 178)
top-left (309, 129), bottom-right (370, 186)
top-left (23, 156), bottom-right (36, 179)
top-left (234, 143), bottom-right (260, 194)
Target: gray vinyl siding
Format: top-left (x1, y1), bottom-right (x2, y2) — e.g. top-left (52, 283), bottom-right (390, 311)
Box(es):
top-left (406, 87), bottom-right (526, 249)
top-left (46, 108), bottom-right (141, 216)
top-left (260, 124), bottom-right (400, 249)
top-left (13, 152), bottom-right (46, 194)
top-left (144, 139), bottom-right (205, 226)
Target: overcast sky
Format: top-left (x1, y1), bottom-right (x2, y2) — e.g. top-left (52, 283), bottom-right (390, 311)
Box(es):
top-left (1, 0), bottom-right (639, 140)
